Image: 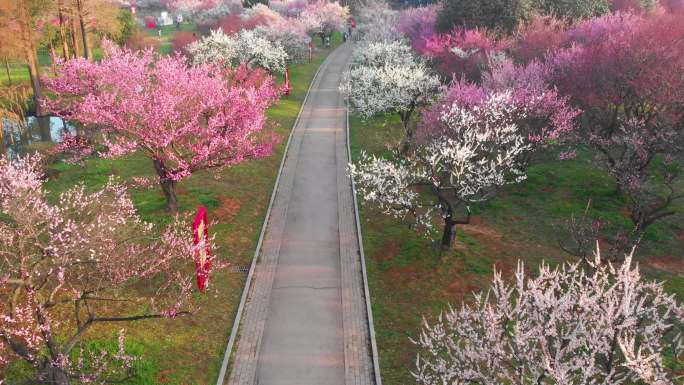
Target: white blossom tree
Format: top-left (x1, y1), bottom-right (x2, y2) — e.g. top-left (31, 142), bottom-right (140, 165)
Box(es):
top-left (350, 92), bottom-right (530, 249)
top-left (355, 0), bottom-right (400, 42)
top-left (342, 41), bottom-right (441, 150)
top-left (351, 40), bottom-right (416, 67)
top-left (413, 247), bottom-right (684, 385)
top-left (187, 29), bottom-right (288, 73)
top-left (253, 24), bottom-right (311, 64)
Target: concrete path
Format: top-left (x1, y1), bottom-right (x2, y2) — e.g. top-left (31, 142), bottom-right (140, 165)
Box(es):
top-left (226, 44), bottom-right (377, 385)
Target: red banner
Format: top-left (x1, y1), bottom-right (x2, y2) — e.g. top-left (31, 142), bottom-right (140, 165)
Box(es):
top-left (192, 206), bottom-right (212, 291)
top-left (284, 66), bottom-right (291, 96)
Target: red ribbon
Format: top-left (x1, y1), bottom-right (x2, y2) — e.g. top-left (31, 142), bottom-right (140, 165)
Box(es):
top-left (192, 206), bottom-right (212, 291)
top-left (284, 67), bottom-right (291, 96)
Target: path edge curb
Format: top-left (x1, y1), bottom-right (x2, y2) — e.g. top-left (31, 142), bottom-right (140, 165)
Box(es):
top-left (215, 48), bottom-right (336, 385)
top-left (344, 57), bottom-right (383, 385)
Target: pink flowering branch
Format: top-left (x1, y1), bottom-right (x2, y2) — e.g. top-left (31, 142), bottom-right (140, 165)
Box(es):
top-left (0, 155), bottom-right (207, 384)
top-left (420, 58), bottom-right (579, 149)
top-left (419, 27), bottom-right (509, 81)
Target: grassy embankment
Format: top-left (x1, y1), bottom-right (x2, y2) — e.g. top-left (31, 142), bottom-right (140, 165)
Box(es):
top-left (4, 32), bottom-right (344, 385)
top-left (348, 114), bottom-right (684, 384)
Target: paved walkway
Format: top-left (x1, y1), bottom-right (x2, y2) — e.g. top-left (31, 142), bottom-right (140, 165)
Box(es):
top-left (226, 44), bottom-right (376, 385)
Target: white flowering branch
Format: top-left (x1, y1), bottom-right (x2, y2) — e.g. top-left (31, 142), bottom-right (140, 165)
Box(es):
top-left (341, 41), bottom-right (440, 150)
top-left (413, 247), bottom-right (684, 385)
top-left (188, 29), bottom-right (288, 73)
top-left (350, 92), bottom-right (531, 248)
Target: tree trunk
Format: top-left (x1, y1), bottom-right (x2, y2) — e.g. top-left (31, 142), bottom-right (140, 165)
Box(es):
top-left (160, 178), bottom-right (179, 212)
top-left (58, 1), bottom-right (70, 58)
top-left (153, 159), bottom-right (179, 212)
top-left (25, 57), bottom-right (43, 116)
top-left (399, 114), bottom-right (414, 154)
top-left (71, 16), bottom-right (81, 58)
top-left (17, 0), bottom-right (45, 117)
top-left (441, 216), bottom-right (458, 250)
top-left (42, 364), bottom-right (70, 385)
top-left (76, 0), bottom-right (92, 60)
top-left (36, 116), bottom-right (52, 141)
top-left (50, 42), bottom-right (58, 75)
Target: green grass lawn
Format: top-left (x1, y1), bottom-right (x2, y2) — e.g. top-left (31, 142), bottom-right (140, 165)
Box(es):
top-left (1, 50), bottom-right (53, 86)
top-left (3, 38), bottom-right (343, 385)
top-left (143, 22), bottom-right (199, 55)
top-left (349, 114), bottom-right (684, 384)
top-left (2, 64), bottom-right (32, 86)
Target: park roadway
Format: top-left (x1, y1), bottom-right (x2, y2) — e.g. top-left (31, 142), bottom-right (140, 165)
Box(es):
top-left (226, 43), bottom-right (376, 385)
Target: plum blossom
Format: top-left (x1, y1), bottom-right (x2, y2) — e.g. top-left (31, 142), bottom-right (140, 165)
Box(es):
top-left (422, 59), bottom-right (579, 147)
top-left (253, 22), bottom-right (311, 64)
top-left (420, 27), bottom-right (508, 81)
top-left (351, 92), bottom-right (531, 248)
top-left (350, 40), bottom-right (416, 68)
top-left (0, 155), bottom-right (205, 383)
top-left (44, 41), bottom-right (279, 211)
top-left (342, 41), bottom-right (441, 148)
top-left (396, 5), bottom-right (440, 53)
top-left (547, 11), bottom-right (684, 234)
top-left (414, 247), bottom-right (684, 385)
top-left (188, 28), bottom-right (288, 72)
top-left (299, 0), bottom-right (349, 36)
top-left (355, 0), bottom-right (401, 42)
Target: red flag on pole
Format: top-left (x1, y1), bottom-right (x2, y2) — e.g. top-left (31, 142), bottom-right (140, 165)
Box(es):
top-left (284, 66), bottom-right (291, 96)
top-left (192, 206), bottom-right (212, 291)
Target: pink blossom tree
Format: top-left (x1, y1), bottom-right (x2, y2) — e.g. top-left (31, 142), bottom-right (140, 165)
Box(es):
top-left (0, 155), bottom-right (203, 385)
top-left (414, 248), bottom-right (684, 385)
top-left (396, 5), bottom-right (440, 54)
top-left (420, 27), bottom-right (508, 81)
top-left (421, 58), bottom-right (579, 148)
top-left (547, 11), bottom-right (684, 235)
top-left (215, 14), bottom-right (249, 34)
top-left (44, 42), bottom-right (279, 212)
top-left (511, 15), bottom-right (567, 64)
top-left (300, 0), bottom-right (349, 42)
